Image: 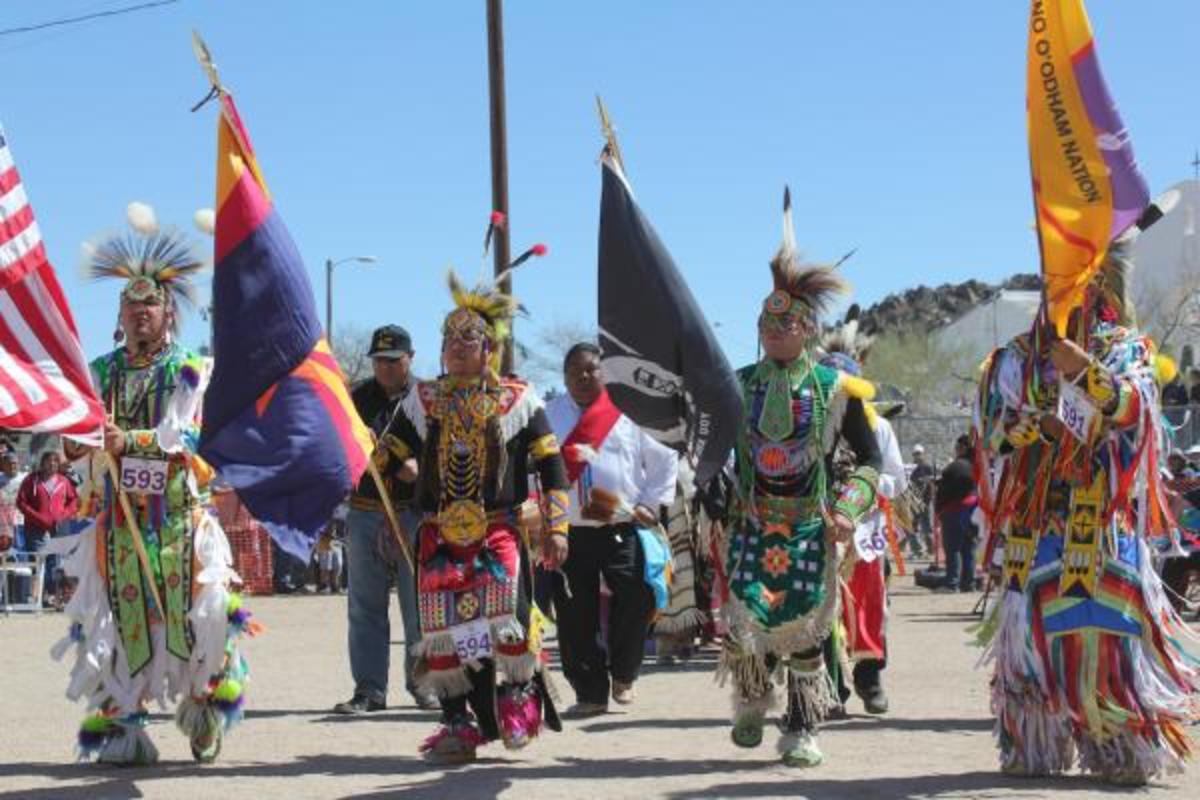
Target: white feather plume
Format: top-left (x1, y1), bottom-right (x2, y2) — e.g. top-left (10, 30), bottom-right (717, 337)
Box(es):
top-left (126, 201), bottom-right (158, 235)
top-left (193, 208), bottom-right (216, 236)
top-left (568, 443), bottom-right (600, 464)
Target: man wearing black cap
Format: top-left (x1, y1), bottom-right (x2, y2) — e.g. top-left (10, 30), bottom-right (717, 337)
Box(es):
top-left (334, 325), bottom-right (438, 712)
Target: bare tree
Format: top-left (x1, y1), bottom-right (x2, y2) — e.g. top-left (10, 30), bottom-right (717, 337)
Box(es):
top-left (1135, 269), bottom-right (1200, 355)
top-left (331, 323), bottom-right (375, 385)
top-left (867, 331), bottom-right (976, 414)
top-left (516, 320), bottom-right (597, 390)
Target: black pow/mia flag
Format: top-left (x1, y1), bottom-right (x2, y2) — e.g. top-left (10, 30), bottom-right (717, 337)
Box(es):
top-left (597, 154), bottom-right (742, 487)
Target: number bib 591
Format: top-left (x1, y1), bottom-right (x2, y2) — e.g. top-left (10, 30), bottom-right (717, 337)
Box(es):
top-left (119, 456), bottom-right (169, 495)
top-left (1057, 380), bottom-right (1097, 443)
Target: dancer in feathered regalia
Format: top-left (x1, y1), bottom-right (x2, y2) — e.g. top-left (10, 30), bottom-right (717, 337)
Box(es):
top-left (974, 239), bottom-right (1200, 784)
top-left (709, 191), bottom-right (880, 767)
top-left (378, 240), bottom-right (571, 764)
top-left (54, 203), bottom-right (257, 765)
top-left (819, 313), bottom-right (907, 717)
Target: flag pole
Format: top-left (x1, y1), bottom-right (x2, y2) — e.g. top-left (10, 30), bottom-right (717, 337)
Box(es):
top-left (486, 0), bottom-right (513, 374)
top-left (595, 95), bottom-right (625, 173)
top-left (104, 448), bottom-right (166, 618)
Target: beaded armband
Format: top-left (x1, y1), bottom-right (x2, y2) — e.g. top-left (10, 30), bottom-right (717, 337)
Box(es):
top-left (543, 488), bottom-right (570, 536)
top-left (125, 429), bottom-right (162, 457)
top-left (1083, 362), bottom-right (1119, 413)
top-left (529, 433), bottom-right (561, 461)
top-left (1001, 417), bottom-right (1042, 450)
top-left (373, 433), bottom-right (411, 470)
top-left (833, 466), bottom-right (879, 524)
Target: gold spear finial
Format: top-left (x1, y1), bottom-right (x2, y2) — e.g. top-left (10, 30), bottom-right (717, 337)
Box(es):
top-left (596, 94), bottom-right (625, 175)
top-left (190, 30), bottom-right (226, 110)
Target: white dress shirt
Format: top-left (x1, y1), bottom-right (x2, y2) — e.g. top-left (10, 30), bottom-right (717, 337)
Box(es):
top-left (853, 415), bottom-right (909, 561)
top-left (874, 416), bottom-right (908, 500)
top-left (545, 394), bottom-right (679, 529)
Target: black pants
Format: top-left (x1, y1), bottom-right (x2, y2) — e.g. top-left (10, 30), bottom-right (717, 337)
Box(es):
top-left (554, 524), bottom-right (654, 705)
top-left (441, 661), bottom-right (501, 739)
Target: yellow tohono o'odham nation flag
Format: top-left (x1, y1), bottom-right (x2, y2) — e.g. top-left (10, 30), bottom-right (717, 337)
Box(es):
top-left (1026, 0), bottom-right (1148, 334)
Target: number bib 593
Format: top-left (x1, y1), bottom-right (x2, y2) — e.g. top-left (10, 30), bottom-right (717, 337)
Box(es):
top-left (119, 456), bottom-right (169, 495)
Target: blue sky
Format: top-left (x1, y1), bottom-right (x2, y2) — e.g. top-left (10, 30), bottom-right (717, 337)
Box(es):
top-left (3, 1), bottom-right (1199, 378)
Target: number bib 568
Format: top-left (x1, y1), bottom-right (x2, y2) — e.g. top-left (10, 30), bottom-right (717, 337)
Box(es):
top-left (119, 456), bottom-right (169, 495)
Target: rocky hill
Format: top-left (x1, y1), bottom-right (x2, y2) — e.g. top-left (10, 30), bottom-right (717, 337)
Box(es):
top-left (858, 274), bottom-right (1041, 334)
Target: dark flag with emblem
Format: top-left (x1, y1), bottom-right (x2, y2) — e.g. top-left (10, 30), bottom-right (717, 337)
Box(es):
top-left (597, 153), bottom-right (741, 487)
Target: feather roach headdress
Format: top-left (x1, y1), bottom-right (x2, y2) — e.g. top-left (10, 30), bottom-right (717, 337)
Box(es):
top-left (85, 202), bottom-right (210, 333)
top-left (762, 186), bottom-right (847, 327)
top-left (1084, 188), bottom-right (1177, 330)
top-left (442, 212), bottom-right (548, 377)
top-left (820, 304), bottom-right (874, 376)
top-left (1093, 238), bottom-right (1135, 327)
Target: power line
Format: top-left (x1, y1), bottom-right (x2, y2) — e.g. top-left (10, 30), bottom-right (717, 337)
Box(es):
top-left (0, 0), bottom-right (181, 38)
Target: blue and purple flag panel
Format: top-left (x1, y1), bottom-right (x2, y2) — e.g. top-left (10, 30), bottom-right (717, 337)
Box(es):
top-left (199, 94), bottom-right (373, 561)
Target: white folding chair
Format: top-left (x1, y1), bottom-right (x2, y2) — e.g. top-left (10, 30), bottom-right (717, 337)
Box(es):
top-left (0, 550), bottom-right (45, 614)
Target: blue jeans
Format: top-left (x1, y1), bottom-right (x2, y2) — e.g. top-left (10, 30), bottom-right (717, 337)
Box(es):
top-left (25, 528), bottom-right (57, 598)
top-left (346, 507), bottom-right (422, 702)
top-left (940, 508), bottom-right (978, 592)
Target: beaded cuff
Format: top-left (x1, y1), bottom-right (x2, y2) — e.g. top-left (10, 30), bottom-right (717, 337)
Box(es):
top-left (529, 433), bottom-right (561, 461)
top-left (833, 466), bottom-right (879, 524)
top-left (125, 429), bottom-right (163, 458)
top-left (543, 488), bottom-right (570, 536)
top-left (1083, 362), bottom-right (1119, 413)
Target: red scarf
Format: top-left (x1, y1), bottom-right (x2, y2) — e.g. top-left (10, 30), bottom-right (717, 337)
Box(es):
top-left (561, 388), bottom-right (623, 484)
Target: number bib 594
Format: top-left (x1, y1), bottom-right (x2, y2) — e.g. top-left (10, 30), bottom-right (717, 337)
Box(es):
top-left (119, 456), bottom-right (169, 495)
top-left (449, 617), bottom-right (493, 661)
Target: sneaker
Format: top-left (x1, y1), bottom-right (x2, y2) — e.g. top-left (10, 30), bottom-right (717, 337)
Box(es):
top-left (611, 681), bottom-right (635, 705)
top-left (779, 731), bottom-right (823, 767)
top-left (860, 686), bottom-right (889, 715)
top-left (724, 719), bottom-right (763, 753)
top-left (826, 703), bottom-right (849, 720)
top-left (332, 694), bottom-right (386, 714)
top-left (189, 724), bottom-right (222, 764)
top-left (411, 692), bottom-right (441, 711)
top-left (420, 717), bottom-right (484, 765)
top-left (97, 724), bottom-right (159, 767)
top-left (425, 732), bottom-right (477, 765)
top-left (563, 701), bottom-right (608, 718)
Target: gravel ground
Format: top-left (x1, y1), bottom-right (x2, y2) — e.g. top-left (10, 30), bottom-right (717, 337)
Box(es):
top-left (1, 576), bottom-right (1195, 800)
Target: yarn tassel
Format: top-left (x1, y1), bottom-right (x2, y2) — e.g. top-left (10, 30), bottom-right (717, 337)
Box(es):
top-left (77, 712), bottom-right (119, 759)
top-left (497, 683), bottom-right (543, 750)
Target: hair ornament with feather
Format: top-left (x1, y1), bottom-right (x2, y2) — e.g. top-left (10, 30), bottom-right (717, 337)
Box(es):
top-left (85, 202), bottom-right (208, 322)
top-left (820, 304), bottom-right (874, 374)
top-left (443, 215), bottom-right (549, 373)
top-left (764, 186), bottom-right (847, 323)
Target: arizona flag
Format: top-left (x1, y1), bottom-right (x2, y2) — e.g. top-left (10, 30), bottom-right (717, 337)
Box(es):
top-left (199, 93), bottom-right (372, 560)
top-left (1027, 0), bottom-right (1148, 333)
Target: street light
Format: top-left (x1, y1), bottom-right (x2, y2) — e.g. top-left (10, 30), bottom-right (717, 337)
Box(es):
top-left (325, 255), bottom-right (378, 341)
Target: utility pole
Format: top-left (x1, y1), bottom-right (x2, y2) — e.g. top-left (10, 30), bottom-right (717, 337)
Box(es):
top-left (486, 0), bottom-right (513, 373)
top-left (325, 257), bottom-right (334, 341)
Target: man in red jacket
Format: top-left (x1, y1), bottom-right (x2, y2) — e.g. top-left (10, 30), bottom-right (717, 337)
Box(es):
top-left (16, 450), bottom-right (78, 605)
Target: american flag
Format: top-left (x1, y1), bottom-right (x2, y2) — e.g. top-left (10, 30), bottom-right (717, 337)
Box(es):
top-left (0, 124), bottom-right (104, 444)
